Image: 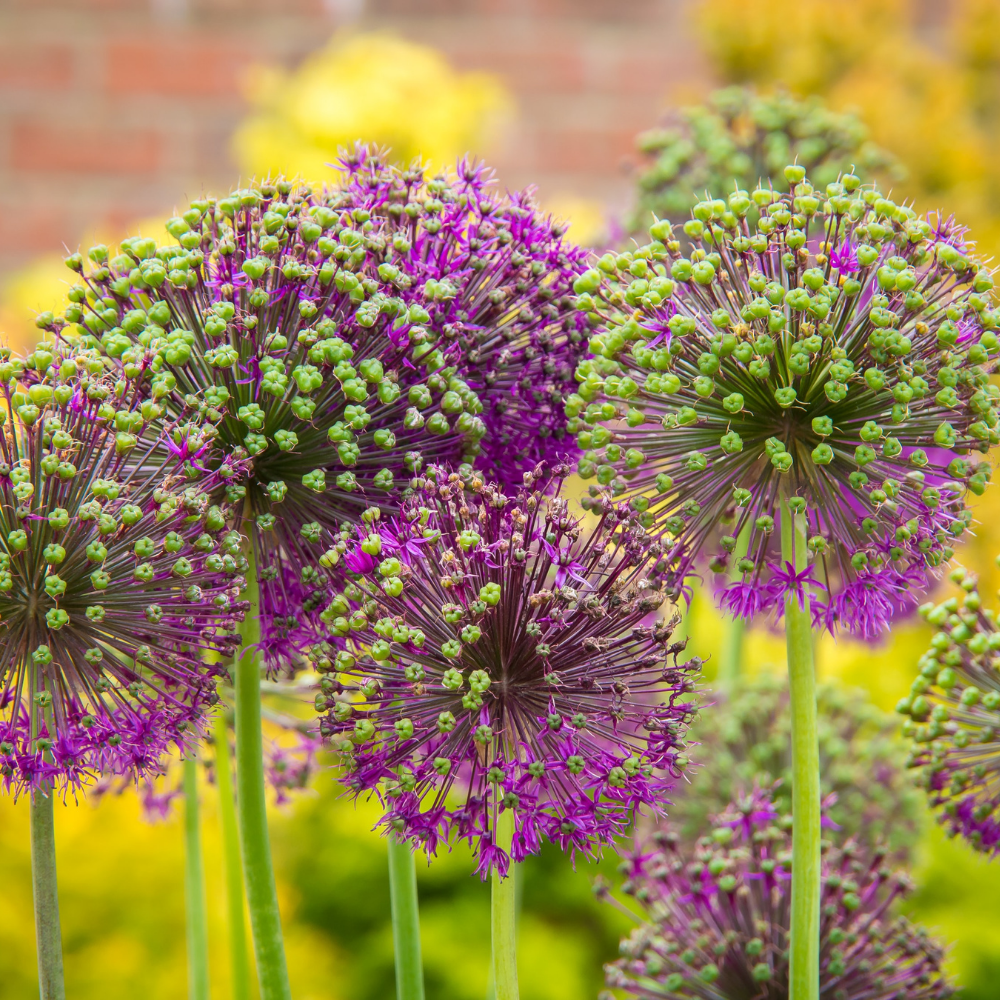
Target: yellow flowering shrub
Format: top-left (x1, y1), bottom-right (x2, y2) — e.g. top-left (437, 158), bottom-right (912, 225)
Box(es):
top-left (232, 33), bottom-right (513, 180)
top-left (693, 0), bottom-right (1000, 258)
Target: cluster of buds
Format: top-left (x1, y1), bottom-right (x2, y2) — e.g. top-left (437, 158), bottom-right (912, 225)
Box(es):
top-left (569, 165), bottom-right (997, 636)
top-left (902, 563), bottom-right (1000, 853)
top-left (631, 87), bottom-right (897, 232)
top-left (314, 466), bottom-right (699, 874)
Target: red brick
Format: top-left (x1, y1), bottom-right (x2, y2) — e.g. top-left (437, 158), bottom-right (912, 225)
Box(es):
top-left (457, 43), bottom-right (589, 93)
top-left (369, 0), bottom-right (662, 16)
top-left (0, 43), bottom-right (74, 89)
top-left (105, 37), bottom-right (258, 99)
top-left (606, 46), bottom-right (708, 96)
top-left (10, 120), bottom-right (163, 175)
top-left (528, 0), bottom-right (664, 18)
top-left (0, 202), bottom-right (71, 255)
top-left (533, 125), bottom-right (638, 172)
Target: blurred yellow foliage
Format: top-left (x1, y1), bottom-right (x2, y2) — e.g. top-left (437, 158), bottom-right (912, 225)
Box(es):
top-left (0, 771), bottom-right (348, 1000)
top-left (693, 0), bottom-right (1000, 258)
top-left (539, 194), bottom-right (609, 249)
top-left (0, 255), bottom-right (73, 356)
top-left (232, 33), bottom-right (513, 181)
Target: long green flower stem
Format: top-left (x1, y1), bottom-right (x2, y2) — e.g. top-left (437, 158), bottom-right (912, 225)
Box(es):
top-left (717, 524), bottom-right (752, 687)
top-left (235, 539), bottom-right (291, 1000)
top-left (30, 785), bottom-right (65, 1000)
top-left (781, 500), bottom-right (820, 1000)
top-left (387, 835), bottom-right (426, 1000)
top-left (215, 705), bottom-right (253, 1000)
top-left (491, 809), bottom-right (519, 1000)
top-left (486, 864), bottom-right (524, 1000)
top-left (183, 755), bottom-right (211, 1000)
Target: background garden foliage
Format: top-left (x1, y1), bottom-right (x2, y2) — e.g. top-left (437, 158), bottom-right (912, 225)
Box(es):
top-left (3, 5), bottom-right (1000, 998)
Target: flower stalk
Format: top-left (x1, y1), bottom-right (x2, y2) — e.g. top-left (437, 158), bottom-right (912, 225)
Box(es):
top-left (717, 524), bottom-right (750, 686)
top-left (782, 498), bottom-right (820, 1000)
top-left (183, 754), bottom-right (210, 1000)
top-left (387, 835), bottom-right (425, 1000)
top-left (491, 808), bottom-right (518, 1000)
top-left (214, 704), bottom-right (252, 1000)
top-left (30, 784), bottom-right (65, 1000)
top-left (235, 539), bottom-right (290, 1000)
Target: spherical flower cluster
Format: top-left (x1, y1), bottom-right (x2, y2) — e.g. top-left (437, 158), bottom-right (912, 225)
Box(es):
top-left (603, 790), bottom-right (953, 1000)
top-left (671, 673), bottom-right (921, 857)
top-left (901, 564), bottom-right (1000, 854)
top-left (314, 467), bottom-right (699, 874)
top-left (0, 359), bottom-right (243, 794)
top-left (569, 166), bottom-right (998, 636)
top-left (630, 87), bottom-right (897, 232)
top-left (44, 146), bottom-right (587, 664)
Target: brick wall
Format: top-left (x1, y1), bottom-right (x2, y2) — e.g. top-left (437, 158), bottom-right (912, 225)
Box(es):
top-left (0, 0), bottom-right (709, 278)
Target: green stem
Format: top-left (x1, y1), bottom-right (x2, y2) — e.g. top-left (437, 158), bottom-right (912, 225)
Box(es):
top-left (718, 615), bottom-right (744, 687)
top-left (718, 522), bottom-right (751, 687)
top-left (183, 755), bottom-right (211, 1000)
top-left (491, 810), bottom-right (519, 1000)
top-left (781, 500), bottom-right (820, 1000)
top-left (235, 540), bottom-right (291, 1000)
top-left (215, 705), bottom-right (253, 1000)
top-left (387, 835), bottom-right (426, 1000)
top-left (30, 786), bottom-right (65, 1000)
top-left (486, 853), bottom-right (524, 1000)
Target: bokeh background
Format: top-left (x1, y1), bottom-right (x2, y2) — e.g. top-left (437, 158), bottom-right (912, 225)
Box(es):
top-left (2, 0), bottom-right (1000, 997)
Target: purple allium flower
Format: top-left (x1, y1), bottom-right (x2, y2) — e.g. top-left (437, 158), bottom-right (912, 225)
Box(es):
top-left (902, 564), bottom-right (1000, 854)
top-left (568, 167), bottom-right (998, 636)
top-left (256, 552), bottom-right (338, 673)
top-left (263, 732), bottom-right (320, 807)
top-left (47, 147), bottom-right (588, 666)
top-left (314, 466), bottom-right (699, 872)
top-left (104, 713), bottom-right (320, 819)
top-left (0, 362), bottom-right (242, 795)
top-left (602, 788), bottom-right (953, 1000)
top-left (138, 775), bottom-right (184, 821)
top-left (673, 673), bottom-right (922, 858)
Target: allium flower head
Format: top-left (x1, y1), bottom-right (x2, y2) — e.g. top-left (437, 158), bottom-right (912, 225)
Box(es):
top-left (603, 789), bottom-right (953, 1000)
top-left (314, 466), bottom-right (699, 873)
top-left (570, 166), bottom-right (998, 635)
top-left (673, 674), bottom-right (921, 857)
top-left (630, 87), bottom-right (898, 232)
top-left (46, 147), bottom-right (588, 662)
top-left (902, 563), bottom-right (1000, 854)
top-left (0, 360), bottom-right (242, 795)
